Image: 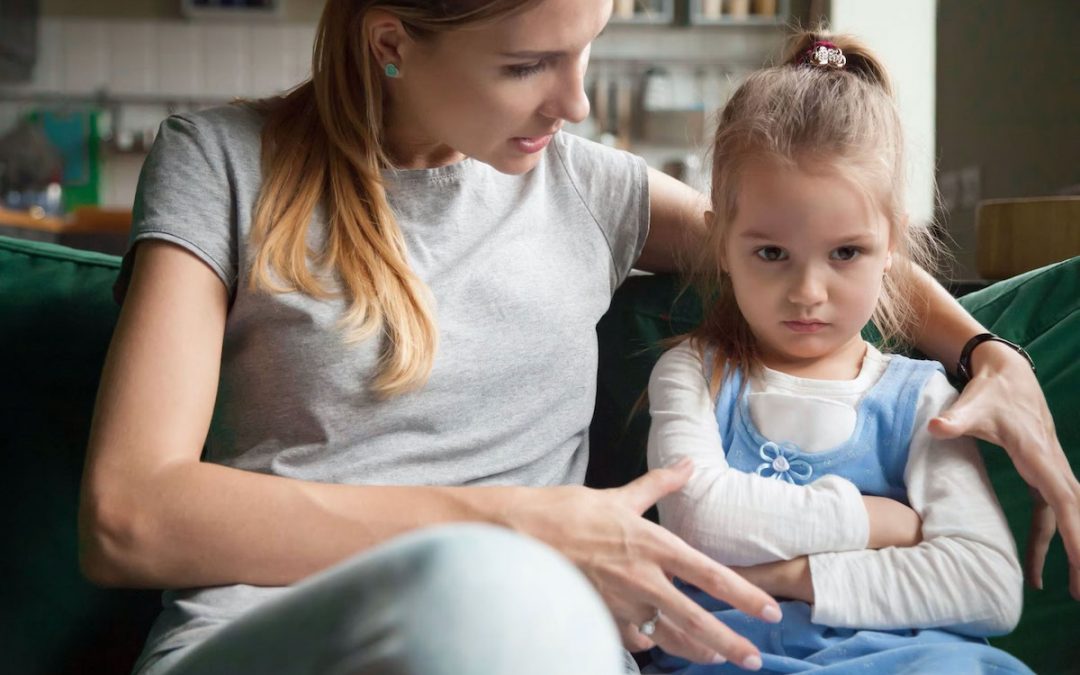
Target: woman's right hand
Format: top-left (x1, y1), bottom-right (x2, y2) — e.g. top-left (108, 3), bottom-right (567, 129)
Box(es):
top-left (502, 458), bottom-right (781, 670)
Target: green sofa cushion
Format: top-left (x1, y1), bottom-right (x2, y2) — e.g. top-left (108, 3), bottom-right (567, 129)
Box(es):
top-left (0, 236), bottom-right (159, 675)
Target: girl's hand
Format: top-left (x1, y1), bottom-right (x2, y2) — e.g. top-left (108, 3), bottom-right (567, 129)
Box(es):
top-left (503, 458), bottom-right (782, 670)
top-left (863, 495), bottom-right (923, 549)
top-left (729, 557), bottom-right (814, 604)
top-left (928, 341), bottom-right (1080, 599)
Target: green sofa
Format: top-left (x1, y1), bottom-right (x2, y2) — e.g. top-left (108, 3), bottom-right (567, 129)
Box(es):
top-left (2, 234), bottom-right (1077, 674)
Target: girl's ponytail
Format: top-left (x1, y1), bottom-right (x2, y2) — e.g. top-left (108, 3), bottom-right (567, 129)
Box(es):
top-left (783, 31), bottom-right (894, 97)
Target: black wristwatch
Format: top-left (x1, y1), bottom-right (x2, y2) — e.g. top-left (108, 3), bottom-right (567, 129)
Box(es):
top-left (956, 332), bottom-right (1036, 385)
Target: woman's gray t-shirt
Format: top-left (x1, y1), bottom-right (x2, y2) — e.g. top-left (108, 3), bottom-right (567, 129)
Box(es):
top-left (119, 104), bottom-right (649, 659)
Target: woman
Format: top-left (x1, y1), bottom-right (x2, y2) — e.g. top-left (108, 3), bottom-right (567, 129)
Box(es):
top-left (78, 1), bottom-right (1079, 674)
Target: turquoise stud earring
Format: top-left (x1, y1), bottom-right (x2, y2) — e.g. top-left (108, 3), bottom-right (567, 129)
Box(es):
top-left (384, 63), bottom-right (400, 78)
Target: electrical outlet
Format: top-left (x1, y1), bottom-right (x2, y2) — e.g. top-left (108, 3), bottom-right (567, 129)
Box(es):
top-left (960, 165), bottom-right (981, 209)
top-left (939, 170), bottom-right (960, 211)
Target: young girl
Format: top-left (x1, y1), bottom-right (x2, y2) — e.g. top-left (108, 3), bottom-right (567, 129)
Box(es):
top-left (645, 32), bottom-right (1033, 673)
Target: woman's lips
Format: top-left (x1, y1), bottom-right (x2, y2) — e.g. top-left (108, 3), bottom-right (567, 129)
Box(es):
top-left (783, 320), bottom-right (828, 333)
top-left (512, 134), bottom-right (554, 154)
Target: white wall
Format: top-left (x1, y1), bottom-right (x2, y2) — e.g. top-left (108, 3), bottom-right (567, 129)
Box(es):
top-left (828, 0), bottom-right (937, 228)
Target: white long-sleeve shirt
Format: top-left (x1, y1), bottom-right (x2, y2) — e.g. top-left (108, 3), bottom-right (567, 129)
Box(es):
top-left (647, 341), bottom-right (1023, 637)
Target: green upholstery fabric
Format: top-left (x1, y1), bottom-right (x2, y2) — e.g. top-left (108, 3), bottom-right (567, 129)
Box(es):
top-left (0, 237), bottom-right (159, 675)
top-left (950, 258), bottom-right (1080, 674)
top-left (2, 234), bottom-right (1076, 673)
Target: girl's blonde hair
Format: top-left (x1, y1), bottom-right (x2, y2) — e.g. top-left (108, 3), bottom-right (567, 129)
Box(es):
top-left (685, 30), bottom-right (938, 394)
top-left (248, 0), bottom-right (539, 398)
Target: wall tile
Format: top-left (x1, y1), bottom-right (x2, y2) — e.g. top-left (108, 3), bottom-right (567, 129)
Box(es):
top-left (201, 25), bottom-right (250, 98)
top-left (158, 23), bottom-right (202, 97)
top-left (249, 25), bottom-right (295, 96)
top-left (107, 21), bottom-right (159, 95)
top-left (32, 19), bottom-right (64, 91)
top-left (61, 19), bottom-right (109, 94)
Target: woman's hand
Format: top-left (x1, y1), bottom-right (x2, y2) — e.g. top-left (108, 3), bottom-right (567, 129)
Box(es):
top-left (928, 341), bottom-right (1080, 600)
top-left (502, 458), bottom-right (782, 670)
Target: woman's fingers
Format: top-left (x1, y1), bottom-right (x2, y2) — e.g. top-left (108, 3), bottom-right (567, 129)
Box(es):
top-left (652, 527), bottom-right (782, 624)
top-left (931, 359), bottom-right (1080, 599)
top-left (634, 612), bottom-right (727, 666)
top-left (639, 572), bottom-right (764, 670)
top-left (1024, 493), bottom-right (1056, 590)
top-left (617, 621), bottom-right (655, 653)
top-left (615, 458), bottom-right (694, 515)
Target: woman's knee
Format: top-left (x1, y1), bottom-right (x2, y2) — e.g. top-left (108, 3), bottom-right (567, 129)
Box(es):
top-left (331, 523), bottom-right (624, 675)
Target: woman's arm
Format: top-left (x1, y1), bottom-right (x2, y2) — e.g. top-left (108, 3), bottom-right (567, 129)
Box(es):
top-left (641, 178), bottom-right (1080, 598)
top-left (796, 372), bottom-right (1024, 637)
top-left (647, 343), bottom-right (921, 567)
top-left (78, 241), bottom-right (780, 667)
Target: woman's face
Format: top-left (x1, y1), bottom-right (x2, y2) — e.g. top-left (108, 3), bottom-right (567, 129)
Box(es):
top-left (385, 0), bottom-right (611, 173)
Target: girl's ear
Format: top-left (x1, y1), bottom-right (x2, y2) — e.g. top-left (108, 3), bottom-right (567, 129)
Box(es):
top-left (885, 213), bottom-right (908, 274)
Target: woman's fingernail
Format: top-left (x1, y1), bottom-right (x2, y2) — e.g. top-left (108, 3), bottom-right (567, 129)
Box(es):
top-left (709, 653), bottom-right (727, 664)
top-left (742, 654), bottom-right (763, 671)
top-left (674, 457), bottom-right (693, 469)
top-left (761, 604), bottom-right (782, 623)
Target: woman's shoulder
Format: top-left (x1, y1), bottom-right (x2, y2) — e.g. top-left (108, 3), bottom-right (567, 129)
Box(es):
top-left (155, 102), bottom-right (266, 156)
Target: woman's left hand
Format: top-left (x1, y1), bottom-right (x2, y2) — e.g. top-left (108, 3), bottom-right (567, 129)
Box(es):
top-left (928, 341), bottom-right (1080, 600)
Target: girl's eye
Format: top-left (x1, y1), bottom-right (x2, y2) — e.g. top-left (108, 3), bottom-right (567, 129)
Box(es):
top-left (755, 246), bottom-right (788, 262)
top-left (830, 246), bottom-right (861, 261)
top-left (507, 61), bottom-right (547, 78)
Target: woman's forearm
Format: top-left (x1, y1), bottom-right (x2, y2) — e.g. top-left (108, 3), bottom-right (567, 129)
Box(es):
top-left (80, 460), bottom-right (525, 589)
top-left (907, 266), bottom-right (984, 371)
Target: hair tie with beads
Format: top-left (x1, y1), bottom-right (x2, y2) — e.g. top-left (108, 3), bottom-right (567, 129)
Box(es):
top-left (803, 41), bottom-right (846, 69)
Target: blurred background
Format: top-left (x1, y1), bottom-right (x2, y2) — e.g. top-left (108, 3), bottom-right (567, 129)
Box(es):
top-left (1, 0), bottom-right (1077, 283)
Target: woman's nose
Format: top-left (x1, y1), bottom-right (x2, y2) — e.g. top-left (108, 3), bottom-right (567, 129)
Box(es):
top-left (542, 55), bottom-right (591, 124)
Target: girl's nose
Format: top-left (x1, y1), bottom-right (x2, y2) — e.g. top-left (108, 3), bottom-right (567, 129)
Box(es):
top-left (788, 267), bottom-right (828, 306)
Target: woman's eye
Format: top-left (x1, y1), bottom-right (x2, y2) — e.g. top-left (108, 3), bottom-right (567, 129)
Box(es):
top-left (507, 61), bottom-right (547, 78)
top-left (755, 247), bottom-right (788, 262)
top-left (830, 246), bottom-right (861, 261)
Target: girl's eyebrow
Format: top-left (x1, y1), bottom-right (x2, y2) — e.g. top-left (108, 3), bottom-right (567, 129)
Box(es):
top-left (736, 230), bottom-right (775, 240)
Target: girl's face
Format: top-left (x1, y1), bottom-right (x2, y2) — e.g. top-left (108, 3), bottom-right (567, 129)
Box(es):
top-left (723, 159), bottom-right (895, 379)
top-left (382, 0), bottom-right (610, 173)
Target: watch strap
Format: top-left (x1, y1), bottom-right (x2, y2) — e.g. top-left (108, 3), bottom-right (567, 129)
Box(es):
top-left (956, 332), bottom-right (1036, 385)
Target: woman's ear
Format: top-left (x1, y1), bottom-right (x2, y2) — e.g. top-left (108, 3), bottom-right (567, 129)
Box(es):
top-left (365, 10), bottom-right (411, 75)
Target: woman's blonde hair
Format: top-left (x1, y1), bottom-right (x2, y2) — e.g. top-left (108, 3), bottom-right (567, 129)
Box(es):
top-left (685, 30), bottom-right (939, 394)
top-left (248, 0), bottom-right (539, 398)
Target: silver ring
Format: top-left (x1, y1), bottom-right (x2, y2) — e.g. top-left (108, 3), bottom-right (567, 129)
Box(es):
top-left (638, 608), bottom-right (662, 636)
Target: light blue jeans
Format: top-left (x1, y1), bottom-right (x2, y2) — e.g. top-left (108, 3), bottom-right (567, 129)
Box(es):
top-left (136, 523), bottom-right (628, 675)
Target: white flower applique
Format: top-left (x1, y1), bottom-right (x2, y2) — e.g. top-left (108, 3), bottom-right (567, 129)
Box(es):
top-left (756, 441), bottom-right (813, 484)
